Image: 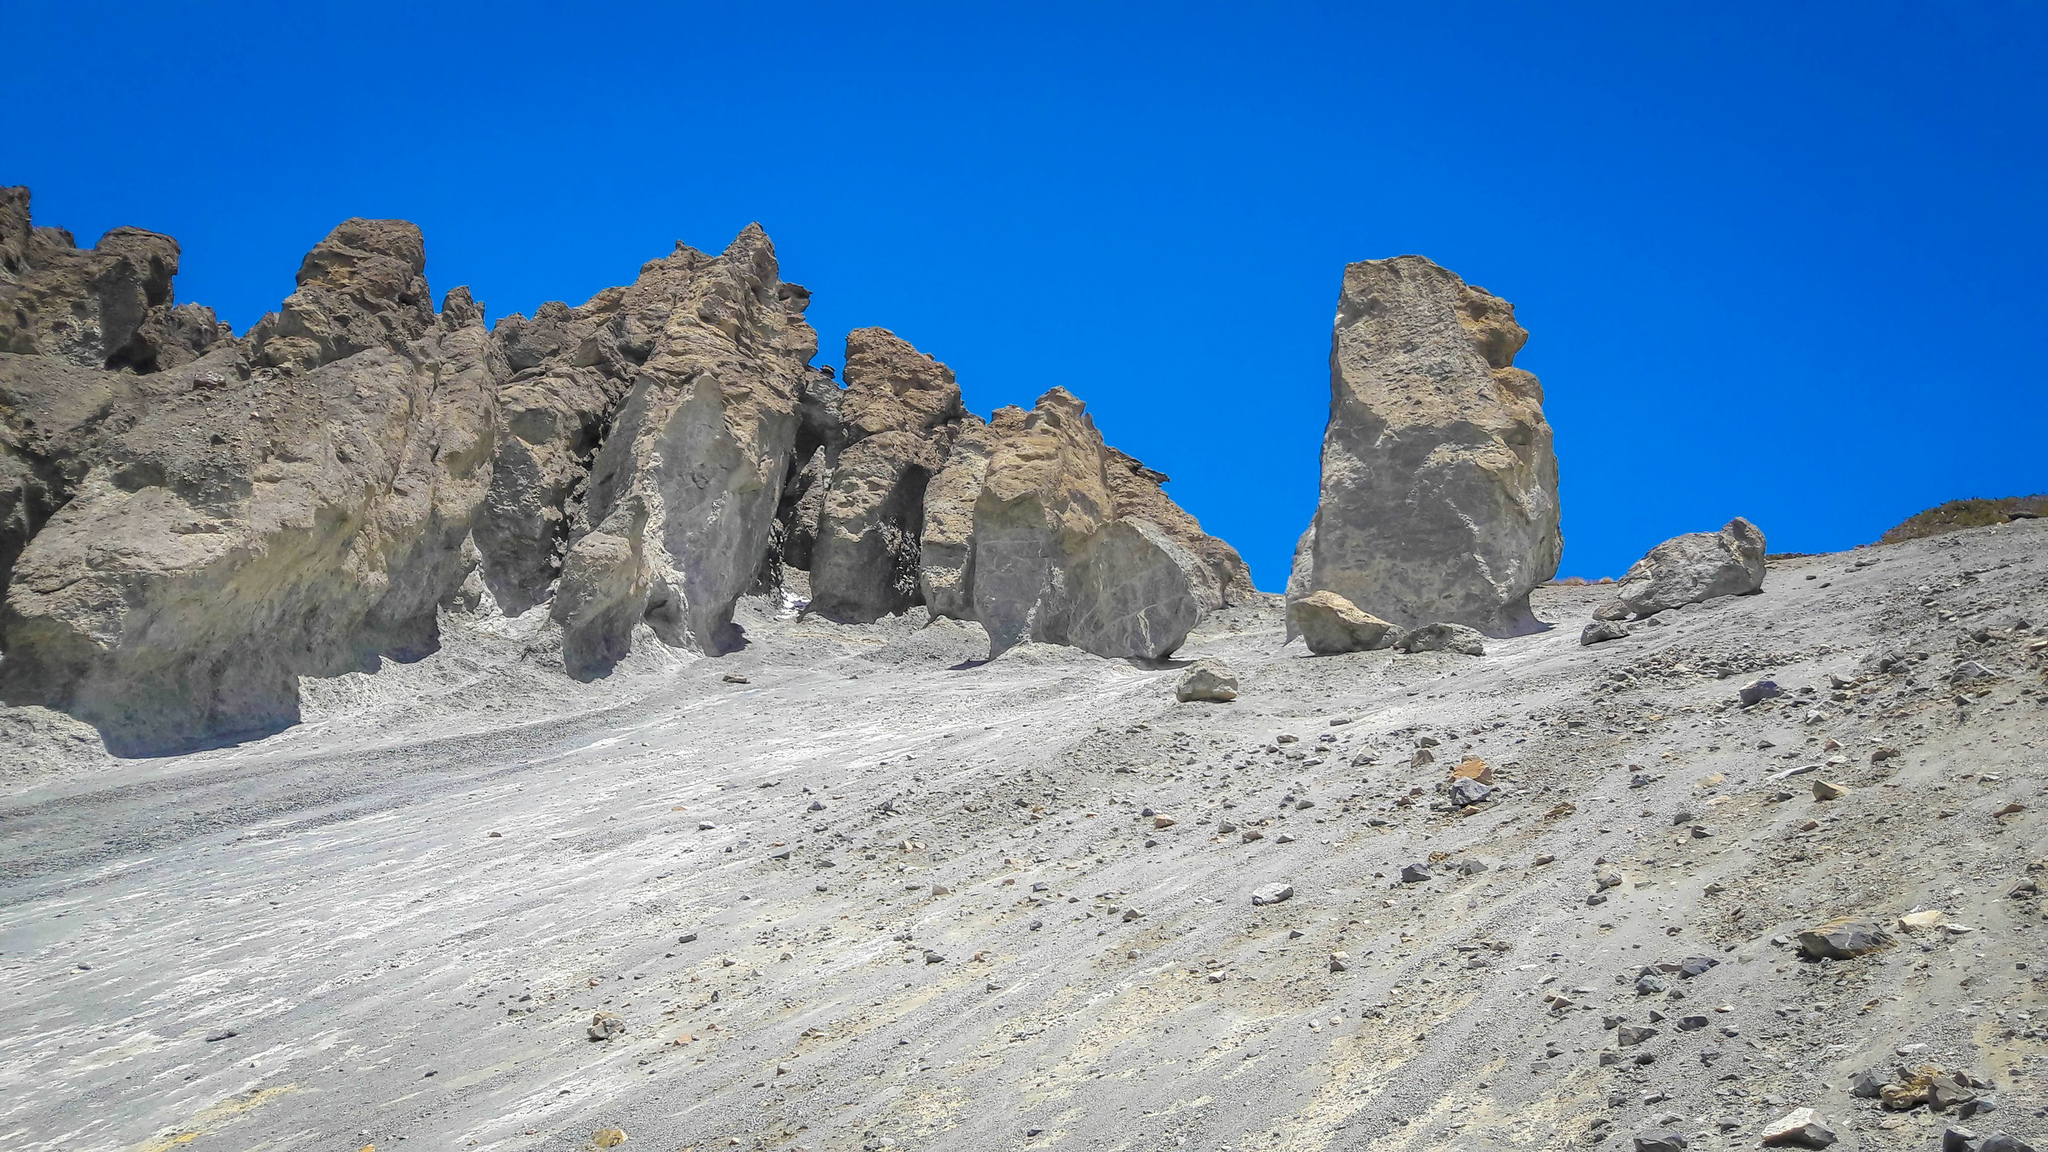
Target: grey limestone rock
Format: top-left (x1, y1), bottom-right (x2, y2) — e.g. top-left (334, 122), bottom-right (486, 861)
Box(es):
top-left (550, 224), bottom-right (817, 674)
top-left (2, 216), bottom-right (497, 753)
top-left (1176, 659), bottom-right (1239, 703)
top-left (1293, 255), bottom-right (1561, 637)
top-left (1596, 518), bottom-right (1766, 620)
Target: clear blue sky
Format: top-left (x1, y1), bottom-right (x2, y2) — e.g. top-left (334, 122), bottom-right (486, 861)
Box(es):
top-left (8, 2), bottom-right (2044, 589)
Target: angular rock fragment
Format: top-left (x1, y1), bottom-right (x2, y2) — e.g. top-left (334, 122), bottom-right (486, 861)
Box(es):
top-left (1739, 679), bottom-right (1782, 706)
top-left (1759, 1108), bottom-right (1837, 1148)
top-left (1291, 589), bottom-right (1398, 654)
top-left (1582, 619), bottom-right (1630, 645)
top-left (1796, 920), bottom-right (1891, 960)
top-left (1176, 659), bottom-right (1239, 703)
top-left (1250, 883), bottom-right (1294, 905)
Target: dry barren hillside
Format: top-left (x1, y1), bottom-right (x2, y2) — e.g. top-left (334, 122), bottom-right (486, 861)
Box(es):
top-left (2, 518), bottom-right (2043, 1152)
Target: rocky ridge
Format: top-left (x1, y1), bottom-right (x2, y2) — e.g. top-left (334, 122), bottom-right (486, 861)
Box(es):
top-left (0, 189), bottom-right (1249, 752)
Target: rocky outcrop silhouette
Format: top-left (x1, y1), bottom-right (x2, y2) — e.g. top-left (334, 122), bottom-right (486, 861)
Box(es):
top-left (0, 188), bottom-right (1248, 752)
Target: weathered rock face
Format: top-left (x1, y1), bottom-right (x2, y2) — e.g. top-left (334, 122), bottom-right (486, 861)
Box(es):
top-left (839, 327), bottom-right (964, 440)
top-left (470, 239), bottom-right (821, 618)
top-left (1291, 589), bottom-right (1397, 654)
top-left (0, 213), bottom-right (497, 754)
top-left (0, 186), bottom-right (228, 373)
top-left (1296, 255), bottom-right (1561, 636)
top-left (917, 412), bottom-right (998, 619)
top-left (1595, 517), bottom-right (1766, 620)
top-left (0, 355), bottom-right (135, 605)
top-left (551, 225), bottom-right (817, 675)
top-left (966, 389), bottom-right (1203, 660)
top-left (807, 430), bottom-right (942, 621)
top-left (250, 218), bottom-right (435, 370)
top-left (807, 329), bottom-right (959, 622)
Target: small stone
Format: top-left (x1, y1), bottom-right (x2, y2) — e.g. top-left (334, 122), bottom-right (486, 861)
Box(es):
top-left (1582, 620), bottom-right (1631, 646)
top-left (1617, 1024), bottom-right (1658, 1047)
top-left (1449, 777), bottom-right (1493, 807)
top-left (203, 1028), bottom-right (237, 1042)
top-left (588, 1012), bottom-right (627, 1041)
top-left (1811, 779), bottom-right (1847, 801)
top-left (1759, 1108), bottom-right (1837, 1148)
top-left (1153, 814), bottom-right (1176, 828)
top-left (1739, 679), bottom-right (1782, 706)
top-left (1250, 883), bottom-right (1294, 906)
top-left (1796, 920), bottom-right (1890, 960)
top-left (1400, 863), bottom-right (1433, 884)
top-left (1329, 952), bottom-right (1349, 973)
top-left (1633, 1130), bottom-right (1687, 1152)
top-left (722, 673), bottom-right (750, 684)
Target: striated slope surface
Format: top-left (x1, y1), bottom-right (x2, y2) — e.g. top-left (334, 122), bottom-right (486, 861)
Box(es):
top-left (2, 519), bottom-right (2042, 1151)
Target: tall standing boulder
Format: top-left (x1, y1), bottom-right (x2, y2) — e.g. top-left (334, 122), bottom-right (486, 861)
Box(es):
top-left (1, 216), bottom-right (498, 754)
top-left (1294, 255), bottom-right (1561, 636)
top-left (551, 224), bottom-right (816, 674)
top-left (1595, 517), bottom-right (1766, 619)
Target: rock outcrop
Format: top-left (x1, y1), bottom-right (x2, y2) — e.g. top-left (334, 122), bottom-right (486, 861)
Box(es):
top-left (550, 225), bottom-right (817, 674)
top-left (807, 329), bottom-right (959, 622)
top-left (917, 412), bottom-right (999, 620)
top-left (1293, 255), bottom-right (1561, 636)
top-left (1, 187), bottom-right (228, 373)
top-left (1, 203), bottom-right (496, 754)
top-left (964, 389), bottom-right (1202, 660)
top-left (1595, 518), bottom-right (1766, 620)
top-left (787, 333), bottom-right (1245, 659)
top-left (0, 188), bottom-right (1252, 751)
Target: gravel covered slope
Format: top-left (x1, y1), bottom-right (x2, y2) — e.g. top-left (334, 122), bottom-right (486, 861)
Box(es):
top-left (1, 520), bottom-right (2044, 1152)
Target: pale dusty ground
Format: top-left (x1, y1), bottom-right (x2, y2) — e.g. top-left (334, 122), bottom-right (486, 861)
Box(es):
top-left (2, 521), bottom-right (2045, 1152)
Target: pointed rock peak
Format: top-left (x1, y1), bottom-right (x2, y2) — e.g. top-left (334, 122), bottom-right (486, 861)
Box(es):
top-left (721, 221), bottom-right (776, 264)
top-left (1028, 387), bottom-right (1092, 429)
top-left (440, 286), bottom-right (484, 328)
